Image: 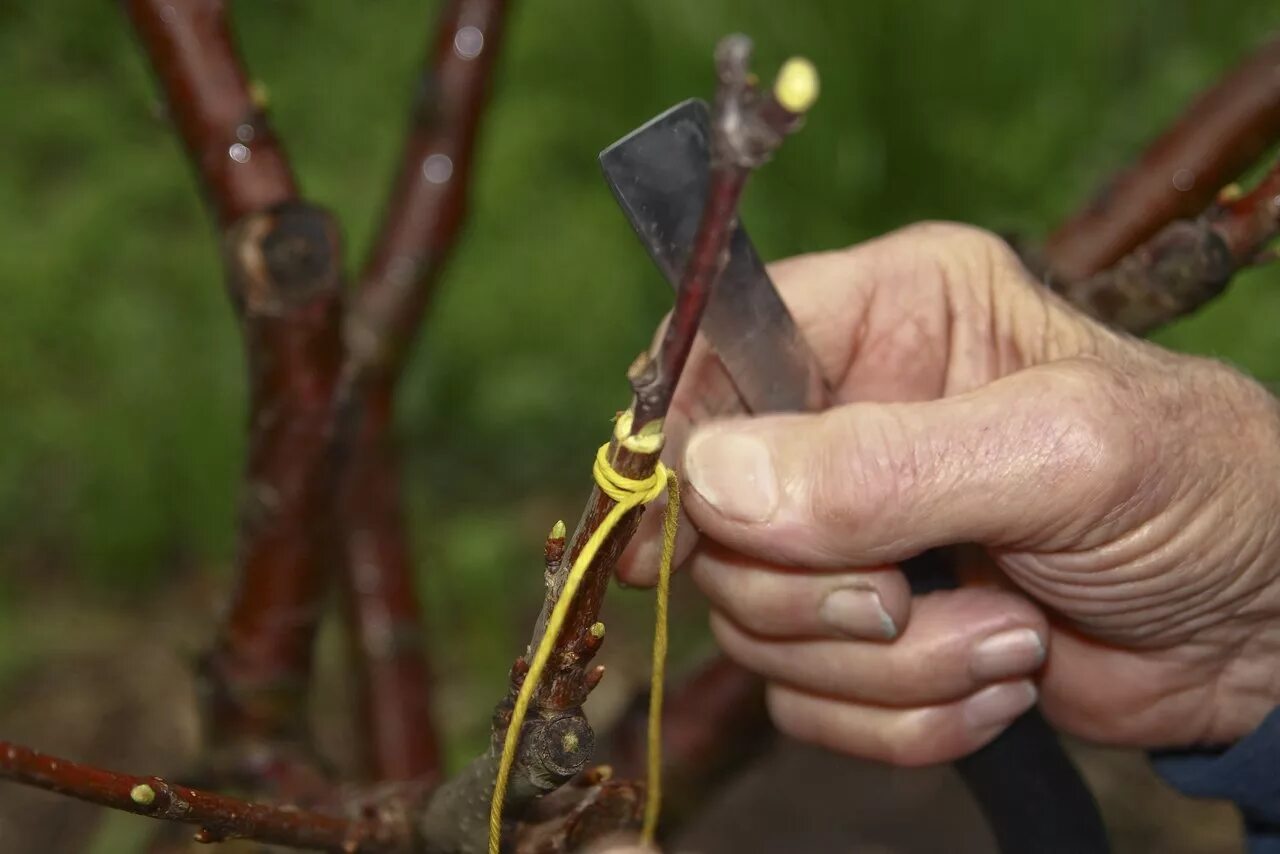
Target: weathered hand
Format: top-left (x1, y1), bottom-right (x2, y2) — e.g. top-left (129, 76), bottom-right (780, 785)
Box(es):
top-left (618, 222), bottom-right (1280, 765)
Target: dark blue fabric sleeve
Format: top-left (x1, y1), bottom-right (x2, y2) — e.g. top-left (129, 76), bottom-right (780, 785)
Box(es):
top-left (1151, 705), bottom-right (1280, 853)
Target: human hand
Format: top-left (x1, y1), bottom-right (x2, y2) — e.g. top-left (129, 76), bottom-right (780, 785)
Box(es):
top-left (617, 222), bottom-right (1280, 764)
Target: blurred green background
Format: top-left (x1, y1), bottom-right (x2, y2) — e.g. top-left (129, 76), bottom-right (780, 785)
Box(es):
top-left (2, 0), bottom-right (1279, 768)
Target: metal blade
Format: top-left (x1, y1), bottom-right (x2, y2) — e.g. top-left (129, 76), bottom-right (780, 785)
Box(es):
top-left (599, 99), bottom-right (827, 414)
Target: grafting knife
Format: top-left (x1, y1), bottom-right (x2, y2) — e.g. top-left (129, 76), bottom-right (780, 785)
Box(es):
top-left (599, 102), bottom-right (1112, 854)
top-left (599, 98), bottom-right (828, 415)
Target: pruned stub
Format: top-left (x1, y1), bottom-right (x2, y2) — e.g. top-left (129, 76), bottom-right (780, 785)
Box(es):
top-left (224, 201), bottom-right (343, 317)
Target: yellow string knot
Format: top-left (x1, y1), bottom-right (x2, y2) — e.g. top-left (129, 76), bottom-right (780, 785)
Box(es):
top-left (489, 413), bottom-right (680, 852)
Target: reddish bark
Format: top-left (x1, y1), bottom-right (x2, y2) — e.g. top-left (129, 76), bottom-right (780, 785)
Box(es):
top-left (514, 770), bottom-right (646, 854)
top-left (349, 0), bottom-right (511, 375)
top-left (124, 0), bottom-right (298, 226)
top-left (1054, 157), bottom-right (1280, 334)
top-left (1214, 156), bottom-right (1280, 263)
top-left (1043, 34), bottom-right (1280, 281)
top-left (0, 741), bottom-right (404, 853)
top-left (339, 0), bottom-right (511, 784)
top-left (126, 0), bottom-right (346, 767)
top-left (340, 383), bottom-right (443, 784)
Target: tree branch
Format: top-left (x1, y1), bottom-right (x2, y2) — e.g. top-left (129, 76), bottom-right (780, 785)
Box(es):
top-left (0, 741), bottom-right (405, 853)
top-left (125, 0), bottom-right (345, 783)
top-left (338, 0), bottom-right (511, 786)
top-left (1052, 156), bottom-right (1280, 334)
top-left (124, 0), bottom-right (298, 226)
top-left (415, 36), bottom-right (817, 853)
top-left (348, 0), bottom-right (511, 377)
top-left (1042, 33), bottom-right (1280, 281)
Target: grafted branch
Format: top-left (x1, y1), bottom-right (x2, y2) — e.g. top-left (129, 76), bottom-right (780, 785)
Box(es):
top-left (0, 741), bottom-right (405, 853)
top-left (420, 35), bottom-right (816, 852)
top-left (340, 0), bottom-right (512, 785)
top-left (1043, 33), bottom-right (1280, 281)
top-left (125, 0), bottom-right (345, 785)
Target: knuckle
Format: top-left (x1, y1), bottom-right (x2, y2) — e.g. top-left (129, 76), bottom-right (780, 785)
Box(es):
top-left (901, 221), bottom-right (1028, 287)
top-left (1027, 359), bottom-right (1147, 511)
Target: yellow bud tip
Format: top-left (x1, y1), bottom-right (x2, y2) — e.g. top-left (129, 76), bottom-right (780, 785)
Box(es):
top-left (562, 731), bottom-right (580, 754)
top-left (130, 784), bottom-right (156, 806)
top-left (774, 57), bottom-right (819, 114)
top-left (550, 520), bottom-right (566, 540)
top-left (589, 621), bottom-right (606, 639)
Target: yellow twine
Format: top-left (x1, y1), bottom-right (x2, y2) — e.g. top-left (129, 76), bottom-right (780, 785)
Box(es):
top-left (488, 424), bottom-right (679, 853)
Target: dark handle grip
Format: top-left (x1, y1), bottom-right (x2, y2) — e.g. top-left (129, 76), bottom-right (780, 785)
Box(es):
top-left (907, 551), bottom-right (1111, 854)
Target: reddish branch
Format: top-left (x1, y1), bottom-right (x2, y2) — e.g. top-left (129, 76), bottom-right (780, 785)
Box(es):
top-left (348, 0), bottom-right (510, 375)
top-left (1054, 156), bottom-right (1280, 334)
top-left (0, 741), bottom-right (405, 853)
top-left (340, 0), bottom-right (511, 785)
top-left (1043, 33), bottom-right (1280, 281)
top-left (124, 0), bottom-right (297, 226)
top-left (415, 35), bottom-right (818, 852)
top-left (126, 0), bottom-right (345, 780)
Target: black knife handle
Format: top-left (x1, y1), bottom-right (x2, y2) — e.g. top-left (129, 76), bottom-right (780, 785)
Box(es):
top-left (907, 551), bottom-right (1111, 854)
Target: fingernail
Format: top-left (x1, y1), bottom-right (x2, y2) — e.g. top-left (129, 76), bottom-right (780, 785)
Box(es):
top-left (969, 628), bottom-right (1046, 682)
top-left (963, 681), bottom-right (1038, 730)
top-left (819, 585), bottom-right (897, 639)
top-left (684, 430), bottom-right (778, 522)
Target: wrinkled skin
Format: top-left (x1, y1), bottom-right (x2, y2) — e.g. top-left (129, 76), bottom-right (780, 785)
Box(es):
top-left (616, 222), bottom-right (1280, 768)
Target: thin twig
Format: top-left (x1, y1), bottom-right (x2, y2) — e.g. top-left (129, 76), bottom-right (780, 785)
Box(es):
top-left (417, 36), bottom-right (817, 853)
top-left (1042, 33), bottom-right (1280, 281)
top-left (630, 36), bottom-right (813, 430)
top-left (0, 741), bottom-right (404, 853)
top-left (339, 0), bottom-right (511, 784)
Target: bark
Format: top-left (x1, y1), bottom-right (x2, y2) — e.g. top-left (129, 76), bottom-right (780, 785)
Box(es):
top-left (339, 0), bottom-right (512, 784)
top-left (0, 741), bottom-right (405, 853)
top-left (1043, 34), bottom-right (1280, 281)
top-left (125, 0), bottom-right (346, 779)
top-left (1054, 157), bottom-right (1280, 334)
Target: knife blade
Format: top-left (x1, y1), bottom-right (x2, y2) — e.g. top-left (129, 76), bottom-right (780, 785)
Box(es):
top-left (599, 98), bottom-right (828, 415)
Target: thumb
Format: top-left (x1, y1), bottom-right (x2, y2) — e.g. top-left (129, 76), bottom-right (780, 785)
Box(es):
top-left (680, 358), bottom-right (1146, 567)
